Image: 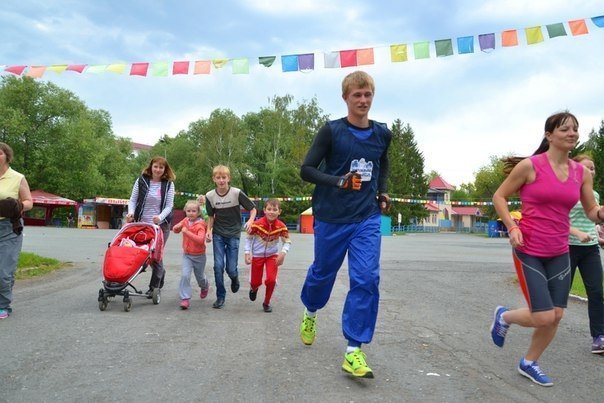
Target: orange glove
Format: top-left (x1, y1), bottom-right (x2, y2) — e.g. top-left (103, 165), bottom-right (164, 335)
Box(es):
top-left (338, 171), bottom-right (362, 191)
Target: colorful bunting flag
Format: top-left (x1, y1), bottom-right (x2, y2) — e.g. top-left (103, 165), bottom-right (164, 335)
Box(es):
top-left (194, 60), bottom-right (211, 74)
top-left (152, 62), bottom-right (169, 77)
top-left (525, 26), bottom-right (544, 44)
top-left (413, 41), bottom-right (430, 59)
top-left (435, 39), bottom-right (453, 57)
top-left (47, 65), bottom-right (68, 74)
top-left (172, 61), bottom-right (189, 75)
top-left (26, 66), bottom-right (46, 78)
top-left (340, 50), bottom-right (357, 67)
top-left (232, 58), bottom-right (249, 74)
top-left (107, 64), bottom-right (126, 74)
top-left (478, 33), bottom-right (495, 51)
top-left (546, 23), bottom-right (567, 38)
top-left (298, 54), bottom-right (314, 71)
top-left (569, 19), bottom-right (588, 35)
top-left (357, 48), bottom-right (374, 65)
top-left (456, 36), bottom-right (474, 54)
top-left (86, 65), bottom-right (107, 74)
top-left (259, 56), bottom-right (276, 67)
top-left (2, 13), bottom-right (600, 79)
top-left (66, 64), bottom-right (86, 73)
top-left (324, 52), bottom-right (341, 68)
top-left (212, 59), bottom-right (229, 69)
top-left (5, 66), bottom-right (27, 75)
top-left (129, 63), bottom-right (149, 76)
top-left (281, 55), bottom-right (299, 72)
top-left (390, 44), bottom-right (408, 62)
top-left (501, 30), bottom-right (518, 47)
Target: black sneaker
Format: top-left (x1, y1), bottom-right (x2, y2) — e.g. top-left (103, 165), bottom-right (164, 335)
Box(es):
top-left (263, 303), bottom-right (272, 313)
top-left (212, 298), bottom-right (225, 309)
top-left (145, 288), bottom-right (153, 299)
top-left (249, 288), bottom-right (257, 301)
top-left (230, 276), bottom-right (240, 293)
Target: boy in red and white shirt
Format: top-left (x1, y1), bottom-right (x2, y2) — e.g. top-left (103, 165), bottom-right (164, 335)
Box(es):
top-left (173, 200), bottom-right (208, 310)
top-left (244, 199), bottom-right (291, 312)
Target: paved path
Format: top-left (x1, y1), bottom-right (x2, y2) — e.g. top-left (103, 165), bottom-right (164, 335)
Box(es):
top-left (0, 228), bottom-right (601, 402)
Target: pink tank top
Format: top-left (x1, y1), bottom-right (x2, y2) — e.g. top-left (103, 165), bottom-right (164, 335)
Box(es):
top-left (517, 153), bottom-right (582, 257)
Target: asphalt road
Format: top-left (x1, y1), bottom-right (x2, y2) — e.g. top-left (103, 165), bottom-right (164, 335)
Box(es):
top-left (0, 228), bottom-right (602, 402)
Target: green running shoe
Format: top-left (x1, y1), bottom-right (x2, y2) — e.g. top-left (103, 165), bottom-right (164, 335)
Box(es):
top-left (342, 348), bottom-right (374, 378)
top-left (300, 310), bottom-right (316, 345)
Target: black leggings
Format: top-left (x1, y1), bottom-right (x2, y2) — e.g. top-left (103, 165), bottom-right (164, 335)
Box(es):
top-left (569, 244), bottom-right (604, 337)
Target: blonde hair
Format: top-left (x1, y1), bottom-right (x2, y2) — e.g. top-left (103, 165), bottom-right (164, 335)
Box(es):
top-left (342, 71), bottom-right (375, 98)
top-left (573, 153), bottom-right (593, 163)
top-left (184, 200), bottom-right (201, 215)
top-left (212, 165), bottom-right (230, 178)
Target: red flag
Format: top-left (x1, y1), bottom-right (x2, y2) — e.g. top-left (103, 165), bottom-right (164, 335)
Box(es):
top-left (66, 64), bottom-right (87, 73)
top-left (340, 50), bottom-right (357, 67)
top-left (4, 65), bottom-right (27, 75)
top-left (172, 61), bottom-right (190, 75)
top-left (130, 63), bottom-right (149, 76)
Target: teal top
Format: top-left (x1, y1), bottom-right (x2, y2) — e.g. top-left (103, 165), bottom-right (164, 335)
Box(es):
top-left (569, 190), bottom-right (599, 246)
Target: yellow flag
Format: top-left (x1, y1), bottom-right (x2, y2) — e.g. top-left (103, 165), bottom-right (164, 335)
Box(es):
top-left (525, 26), bottom-right (544, 45)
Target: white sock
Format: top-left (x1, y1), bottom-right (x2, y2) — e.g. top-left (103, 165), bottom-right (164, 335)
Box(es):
top-left (521, 358), bottom-right (534, 366)
top-left (346, 346), bottom-right (358, 354)
top-left (500, 313), bottom-right (509, 326)
top-left (305, 309), bottom-right (316, 318)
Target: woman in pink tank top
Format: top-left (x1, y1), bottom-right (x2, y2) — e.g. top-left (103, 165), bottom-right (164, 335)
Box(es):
top-left (489, 112), bottom-right (604, 387)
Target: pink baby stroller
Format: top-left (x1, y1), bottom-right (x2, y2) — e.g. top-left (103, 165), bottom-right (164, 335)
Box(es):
top-left (98, 222), bottom-right (164, 312)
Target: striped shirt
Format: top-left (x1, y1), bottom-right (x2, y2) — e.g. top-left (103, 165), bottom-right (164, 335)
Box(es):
top-left (569, 190), bottom-right (599, 246)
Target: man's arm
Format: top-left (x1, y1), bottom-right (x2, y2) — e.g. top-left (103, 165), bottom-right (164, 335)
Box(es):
top-left (300, 125), bottom-right (340, 187)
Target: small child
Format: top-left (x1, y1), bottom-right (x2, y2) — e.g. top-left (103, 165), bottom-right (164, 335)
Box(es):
top-left (244, 199), bottom-right (291, 312)
top-left (172, 200), bottom-right (209, 310)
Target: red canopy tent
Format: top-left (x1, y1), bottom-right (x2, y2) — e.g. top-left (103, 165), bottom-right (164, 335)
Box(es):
top-left (25, 190), bottom-right (78, 226)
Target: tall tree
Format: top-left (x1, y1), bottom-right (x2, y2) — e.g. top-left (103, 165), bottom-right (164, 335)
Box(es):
top-left (388, 119), bottom-right (428, 224)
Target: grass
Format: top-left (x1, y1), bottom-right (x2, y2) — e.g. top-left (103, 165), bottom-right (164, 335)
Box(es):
top-left (570, 271), bottom-right (587, 299)
top-left (16, 252), bottom-right (66, 279)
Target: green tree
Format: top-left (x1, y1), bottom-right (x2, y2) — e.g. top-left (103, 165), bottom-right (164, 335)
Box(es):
top-left (0, 76), bottom-right (135, 200)
top-left (473, 156), bottom-right (507, 219)
top-left (387, 119), bottom-right (428, 224)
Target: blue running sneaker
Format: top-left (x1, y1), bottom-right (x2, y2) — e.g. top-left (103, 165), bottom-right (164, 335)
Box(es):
top-left (0, 309), bottom-right (8, 319)
top-left (518, 359), bottom-right (553, 387)
top-left (490, 306), bottom-right (509, 347)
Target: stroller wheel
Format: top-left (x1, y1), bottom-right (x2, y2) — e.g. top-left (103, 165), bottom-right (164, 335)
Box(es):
top-left (152, 288), bottom-right (161, 305)
top-left (123, 299), bottom-right (132, 312)
top-left (99, 298), bottom-right (108, 311)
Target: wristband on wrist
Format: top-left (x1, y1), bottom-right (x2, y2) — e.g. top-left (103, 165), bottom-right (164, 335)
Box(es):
top-left (508, 225), bottom-right (520, 233)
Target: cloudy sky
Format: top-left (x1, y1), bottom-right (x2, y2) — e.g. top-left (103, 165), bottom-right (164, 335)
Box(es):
top-left (2, 1), bottom-right (603, 186)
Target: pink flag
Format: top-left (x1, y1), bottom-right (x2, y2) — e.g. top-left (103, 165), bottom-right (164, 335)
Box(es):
top-left (26, 66), bottom-right (46, 78)
top-left (66, 64), bottom-right (87, 73)
top-left (4, 65), bottom-right (27, 75)
top-left (194, 60), bottom-right (211, 74)
top-left (130, 63), bottom-right (149, 76)
top-left (172, 61), bottom-right (190, 75)
top-left (340, 50), bottom-right (357, 67)
top-left (357, 48), bottom-right (374, 65)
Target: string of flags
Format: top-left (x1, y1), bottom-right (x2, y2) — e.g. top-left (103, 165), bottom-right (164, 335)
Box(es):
top-left (2, 15), bottom-right (602, 78)
top-left (175, 191), bottom-right (519, 206)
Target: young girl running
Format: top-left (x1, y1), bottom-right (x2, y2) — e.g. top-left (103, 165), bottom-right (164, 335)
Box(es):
top-left (172, 200), bottom-right (209, 310)
top-left (491, 111), bottom-right (604, 386)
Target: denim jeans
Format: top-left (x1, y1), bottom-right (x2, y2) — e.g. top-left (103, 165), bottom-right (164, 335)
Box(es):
top-left (212, 234), bottom-right (240, 299)
top-left (0, 219), bottom-right (22, 311)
